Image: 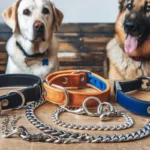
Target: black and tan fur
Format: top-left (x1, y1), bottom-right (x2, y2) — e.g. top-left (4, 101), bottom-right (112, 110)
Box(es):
top-left (107, 0), bottom-right (150, 80)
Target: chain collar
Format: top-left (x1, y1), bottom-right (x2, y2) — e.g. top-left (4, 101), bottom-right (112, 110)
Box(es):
top-left (1, 98), bottom-right (150, 144)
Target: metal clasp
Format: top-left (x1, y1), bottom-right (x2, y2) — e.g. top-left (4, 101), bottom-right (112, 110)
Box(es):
top-left (7, 90), bottom-right (25, 110)
top-left (0, 90), bottom-right (25, 114)
top-left (62, 96), bottom-right (102, 117)
top-left (61, 96), bottom-right (120, 120)
top-left (139, 76), bottom-right (150, 92)
top-left (71, 70), bottom-right (91, 74)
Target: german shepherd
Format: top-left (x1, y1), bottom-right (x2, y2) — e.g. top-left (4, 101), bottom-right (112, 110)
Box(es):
top-left (107, 0), bottom-right (150, 80)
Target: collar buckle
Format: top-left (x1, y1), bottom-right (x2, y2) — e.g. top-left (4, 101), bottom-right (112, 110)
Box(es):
top-left (139, 76), bottom-right (150, 92)
top-left (71, 70), bottom-right (91, 74)
top-left (0, 90), bottom-right (25, 114)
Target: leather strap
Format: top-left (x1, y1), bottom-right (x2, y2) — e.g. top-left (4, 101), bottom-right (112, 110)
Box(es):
top-left (0, 74), bottom-right (42, 111)
top-left (114, 77), bottom-right (150, 117)
top-left (44, 70), bottom-right (110, 107)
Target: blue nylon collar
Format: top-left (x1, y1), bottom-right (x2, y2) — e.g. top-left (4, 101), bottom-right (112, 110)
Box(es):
top-left (114, 77), bottom-right (150, 117)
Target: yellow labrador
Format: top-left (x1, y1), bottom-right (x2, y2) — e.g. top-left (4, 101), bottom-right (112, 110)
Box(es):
top-left (3, 0), bottom-right (63, 79)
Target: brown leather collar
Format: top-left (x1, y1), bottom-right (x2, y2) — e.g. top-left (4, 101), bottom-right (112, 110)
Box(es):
top-left (43, 70), bottom-right (110, 107)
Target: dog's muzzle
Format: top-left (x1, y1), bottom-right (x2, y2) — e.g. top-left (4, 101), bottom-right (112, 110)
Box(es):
top-left (33, 21), bottom-right (45, 40)
top-left (124, 19), bottom-right (138, 36)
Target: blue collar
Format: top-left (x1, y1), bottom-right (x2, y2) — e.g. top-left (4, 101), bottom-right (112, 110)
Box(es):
top-left (114, 77), bottom-right (150, 117)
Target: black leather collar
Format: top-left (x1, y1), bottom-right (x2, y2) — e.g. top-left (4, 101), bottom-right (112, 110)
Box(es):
top-left (0, 74), bottom-right (42, 111)
top-left (16, 41), bottom-right (47, 58)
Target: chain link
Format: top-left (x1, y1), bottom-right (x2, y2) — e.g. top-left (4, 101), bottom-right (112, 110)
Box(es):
top-left (51, 107), bottom-right (134, 131)
top-left (1, 98), bottom-right (150, 144)
top-left (1, 114), bottom-right (21, 137)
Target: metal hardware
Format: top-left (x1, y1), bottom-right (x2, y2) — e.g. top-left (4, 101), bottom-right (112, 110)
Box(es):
top-left (43, 88), bottom-right (47, 96)
top-left (138, 76), bottom-right (150, 92)
top-left (72, 70), bottom-right (91, 74)
top-left (61, 97), bottom-right (102, 117)
top-left (114, 80), bottom-right (122, 91)
top-left (43, 79), bottom-right (50, 85)
top-left (7, 90), bottom-right (25, 110)
top-left (82, 97), bottom-right (102, 117)
top-left (42, 80), bottom-right (48, 96)
top-left (80, 76), bottom-right (85, 82)
top-left (147, 107), bottom-right (150, 114)
top-left (1, 114), bottom-right (22, 138)
top-left (61, 77), bottom-right (68, 85)
top-left (98, 102), bottom-right (114, 114)
top-left (1, 98), bottom-right (150, 143)
top-left (52, 108), bottom-right (134, 131)
top-left (51, 84), bottom-right (69, 108)
top-left (52, 97), bottom-right (134, 130)
top-left (2, 99), bottom-right (9, 107)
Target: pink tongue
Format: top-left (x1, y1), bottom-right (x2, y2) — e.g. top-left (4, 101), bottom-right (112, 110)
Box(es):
top-left (124, 35), bottom-right (138, 53)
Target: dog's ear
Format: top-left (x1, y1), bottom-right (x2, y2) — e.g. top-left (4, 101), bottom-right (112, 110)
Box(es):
top-left (2, 0), bottom-right (21, 33)
top-left (51, 3), bottom-right (64, 31)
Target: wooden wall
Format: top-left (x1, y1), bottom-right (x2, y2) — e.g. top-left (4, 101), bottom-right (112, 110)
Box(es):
top-left (0, 23), bottom-right (115, 77)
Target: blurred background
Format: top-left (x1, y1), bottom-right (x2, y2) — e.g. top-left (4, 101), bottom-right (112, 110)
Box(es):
top-left (0, 0), bottom-right (119, 23)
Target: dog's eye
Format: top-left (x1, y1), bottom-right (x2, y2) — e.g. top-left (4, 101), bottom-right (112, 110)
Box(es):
top-left (23, 9), bottom-right (31, 16)
top-left (42, 8), bottom-right (50, 14)
top-left (146, 6), bottom-right (150, 12)
top-left (126, 4), bottom-right (132, 11)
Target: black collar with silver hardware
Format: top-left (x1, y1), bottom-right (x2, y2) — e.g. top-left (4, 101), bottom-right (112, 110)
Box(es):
top-left (0, 74), bottom-right (42, 112)
top-left (114, 76), bottom-right (150, 117)
top-left (16, 41), bottom-right (47, 58)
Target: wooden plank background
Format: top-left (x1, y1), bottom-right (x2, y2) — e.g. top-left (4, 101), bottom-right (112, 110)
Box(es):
top-left (0, 23), bottom-right (115, 77)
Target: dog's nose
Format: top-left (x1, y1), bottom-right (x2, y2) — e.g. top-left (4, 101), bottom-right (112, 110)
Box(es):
top-left (125, 20), bottom-right (137, 33)
top-left (34, 21), bottom-right (44, 32)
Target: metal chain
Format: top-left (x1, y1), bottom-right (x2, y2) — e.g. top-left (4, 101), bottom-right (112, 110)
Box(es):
top-left (1, 114), bottom-right (21, 137)
top-left (51, 107), bottom-right (134, 131)
top-left (1, 98), bottom-right (150, 144)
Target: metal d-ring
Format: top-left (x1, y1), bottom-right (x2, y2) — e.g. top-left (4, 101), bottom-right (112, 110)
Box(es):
top-left (98, 102), bottom-right (114, 115)
top-left (7, 90), bottom-right (25, 110)
top-left (51, 84), bottom-right (69, 108)
top-left (82, 96), bottom-right (102, 117)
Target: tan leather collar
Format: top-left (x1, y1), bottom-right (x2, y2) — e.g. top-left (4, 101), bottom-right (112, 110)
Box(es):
top-left (43, 70), bottom-right (110, 107)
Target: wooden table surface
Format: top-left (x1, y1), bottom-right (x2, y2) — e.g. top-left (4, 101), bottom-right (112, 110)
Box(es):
top-left (0, 89), bottom-right (150, 150)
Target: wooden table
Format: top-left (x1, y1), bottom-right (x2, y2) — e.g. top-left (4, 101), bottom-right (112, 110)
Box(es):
top-left (0, 89), bottom-right (150, 150)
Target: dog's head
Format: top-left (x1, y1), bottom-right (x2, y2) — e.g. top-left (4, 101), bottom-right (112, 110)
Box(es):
top-left (2, 0), bottom-right (63, 42)
top-left (116, 0), bottom-right (150, 57)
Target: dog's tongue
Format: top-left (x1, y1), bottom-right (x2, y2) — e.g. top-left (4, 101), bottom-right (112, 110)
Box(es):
top-left (124, 34), bottom-right (138, 53)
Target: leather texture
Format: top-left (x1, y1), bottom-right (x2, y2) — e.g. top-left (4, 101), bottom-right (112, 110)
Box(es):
top-left (44, 70), bottom-right (110, 107)
top-left (0, 74), bottom-right (42, 110)
top-left (114, 78), bottom-right (150, 117)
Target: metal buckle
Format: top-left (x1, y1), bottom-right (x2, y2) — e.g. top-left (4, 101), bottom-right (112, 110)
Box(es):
top-left (72, 70), bottom-right (91, 74)
top-left (43, 79), bottom-right (50, 85)
top-left (51, 84), bottom-right (69, 107)
top-left (139, 76), bottom-right (150, 92)
top-left (7, 90), bottom-right (25, 110)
